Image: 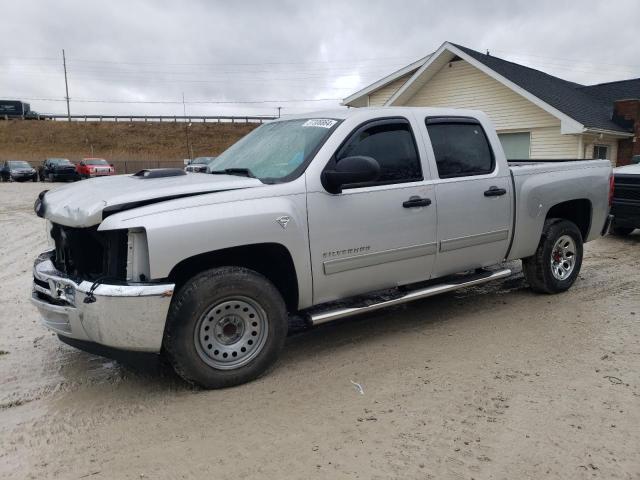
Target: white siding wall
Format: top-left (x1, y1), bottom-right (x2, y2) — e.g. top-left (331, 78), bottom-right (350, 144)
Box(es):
top-left (368, 74), bottom-right (412, 107)
top-left (394, 59), bottom-right (581, 159)
top-left (404, 60), bottom-right (558, 129)
top-left (530, 127), bottom-right (580, 159)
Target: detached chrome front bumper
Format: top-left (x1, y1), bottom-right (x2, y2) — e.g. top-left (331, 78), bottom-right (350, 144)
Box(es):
top-left (31, 251), bottom-right (174, 352)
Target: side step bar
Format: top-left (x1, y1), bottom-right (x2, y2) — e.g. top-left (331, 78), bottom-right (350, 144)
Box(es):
top-left (308, 268), bottom-right (512, 326)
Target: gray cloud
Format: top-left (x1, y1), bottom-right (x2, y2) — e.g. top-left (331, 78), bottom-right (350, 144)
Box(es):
top-left (2, 0), bottom-right (639, 116)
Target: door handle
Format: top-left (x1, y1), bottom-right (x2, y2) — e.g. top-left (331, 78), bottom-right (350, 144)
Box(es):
top-left (403, 196), bottom-right (432, 208)
top-left (484, 186), bottom-right (507, 197)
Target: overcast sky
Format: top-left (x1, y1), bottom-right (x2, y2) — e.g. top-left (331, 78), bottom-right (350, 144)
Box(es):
top-left (3, 0), bottom-right (639, 117)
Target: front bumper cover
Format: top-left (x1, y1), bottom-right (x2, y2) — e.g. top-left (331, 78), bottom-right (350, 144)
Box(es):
top-left (31, 251), bottom-right (174, 352)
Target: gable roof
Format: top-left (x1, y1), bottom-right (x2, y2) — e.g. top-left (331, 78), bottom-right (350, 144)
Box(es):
top-left (341, 54), bottom-right (431, 107)
top-left (345, 41), bottom-right (638, 135)
top-left (578, 78), bottom-right (640, 103)
top-left (450, 43), bottom-right (633, 133)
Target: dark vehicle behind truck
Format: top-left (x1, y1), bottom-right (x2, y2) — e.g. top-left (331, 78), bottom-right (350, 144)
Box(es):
top-left (610, 164), bottom-right (640, 235)
top-left (0, 100), bottom-right (42, 120)
top-left (38, 158), bottom-right (79, 182)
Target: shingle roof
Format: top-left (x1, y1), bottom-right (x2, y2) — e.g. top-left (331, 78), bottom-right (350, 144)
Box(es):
top-left (451, 43), bottom-right (638, 133)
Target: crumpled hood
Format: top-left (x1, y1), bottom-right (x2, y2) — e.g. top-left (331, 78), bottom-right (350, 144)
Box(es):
top-left (41, 172), bottom-right (263, 227)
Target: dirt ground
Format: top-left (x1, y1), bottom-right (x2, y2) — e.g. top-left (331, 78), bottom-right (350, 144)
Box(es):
top-left (0, 181), bottom-right (638, 480)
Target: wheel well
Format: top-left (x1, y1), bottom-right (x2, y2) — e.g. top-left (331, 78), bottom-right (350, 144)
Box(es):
top-left (168, 243), bottom-right (299, 311)
top-left (546, 199), bottom-right (592, 239)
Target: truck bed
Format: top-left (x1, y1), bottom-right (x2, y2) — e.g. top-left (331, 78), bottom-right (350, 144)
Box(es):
top-left (506, 158), bottom-right (612, 261)
top-left (508, 158), bottom-right (611, 173)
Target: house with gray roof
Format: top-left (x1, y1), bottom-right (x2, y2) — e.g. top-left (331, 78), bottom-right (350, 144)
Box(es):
top-left (343, 42), bottom-right (640, 166)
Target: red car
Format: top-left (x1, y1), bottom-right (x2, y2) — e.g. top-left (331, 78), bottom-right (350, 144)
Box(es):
top-left (76, 158), bottom-right (115, 179)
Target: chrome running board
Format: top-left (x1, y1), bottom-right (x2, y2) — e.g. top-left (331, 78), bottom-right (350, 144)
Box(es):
top-left (308, 268), bottom-right (512, 326)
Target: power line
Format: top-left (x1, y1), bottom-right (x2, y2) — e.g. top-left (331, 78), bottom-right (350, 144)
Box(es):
top-left (0, 54), bottom-right (421, 67)
top-left (7, 96), bottom-right (343, 104)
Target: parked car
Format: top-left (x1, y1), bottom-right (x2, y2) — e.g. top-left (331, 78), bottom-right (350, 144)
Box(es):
top-left (609, 162), bottom-right (639, 235)
top-left (38, 158), bottom-right (79, 182)
top-left (185, 156), bottom-right (216, 173)
top-left (31, 107), bottom-right (613, 389)
top-left (76, 158), bottom-right (115, 179)
top-left (0, 160), bottom-right (38, 182)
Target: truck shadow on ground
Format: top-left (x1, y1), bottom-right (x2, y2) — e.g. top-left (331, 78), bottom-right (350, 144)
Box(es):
top-left (54, 270), bottom-right (531, 392)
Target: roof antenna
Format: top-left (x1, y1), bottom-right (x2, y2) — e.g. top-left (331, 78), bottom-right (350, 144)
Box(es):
top-left (486, 49), bottom-right (490, 56)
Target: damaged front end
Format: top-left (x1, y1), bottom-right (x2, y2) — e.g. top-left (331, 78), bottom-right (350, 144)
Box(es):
top-left (31, 221), bottom-right (174, 352)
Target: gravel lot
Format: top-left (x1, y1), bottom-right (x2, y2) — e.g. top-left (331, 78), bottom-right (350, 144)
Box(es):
top-left (1, 181), bottom-right (639, 479)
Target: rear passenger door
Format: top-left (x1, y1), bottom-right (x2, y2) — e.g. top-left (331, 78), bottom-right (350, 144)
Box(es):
top-left (424, 117), bottom-right (512, 277)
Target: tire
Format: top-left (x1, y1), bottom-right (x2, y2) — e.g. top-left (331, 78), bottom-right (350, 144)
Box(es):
top-left (522, 219), bottom-right (583, 294)
top-left (610, 225), bottom-right (634, 236)
top-left (163, 266), bottom-right (288, 388)
top-left (32, 175), bottom-right (37, 182)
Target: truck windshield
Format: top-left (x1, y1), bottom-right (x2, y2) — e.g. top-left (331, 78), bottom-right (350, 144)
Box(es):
top-left (8, 161), bottom-right (31, 169)
top-left (49, 158), bottom-right (72, 165)
top-left (212, 118), bottom-right (339, 181)
top-left (192, 157), bottom-right (214, 165)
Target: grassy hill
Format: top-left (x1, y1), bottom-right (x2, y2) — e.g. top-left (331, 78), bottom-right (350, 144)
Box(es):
top-left (0, 120), bottom-right (258, 173)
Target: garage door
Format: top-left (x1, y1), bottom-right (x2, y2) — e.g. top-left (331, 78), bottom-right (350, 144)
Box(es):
top-left (498, 132), bottom-right (530, 159)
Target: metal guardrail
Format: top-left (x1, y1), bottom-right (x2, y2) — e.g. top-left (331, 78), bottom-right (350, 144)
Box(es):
top-left (38, 114), bottom-right (277, 123)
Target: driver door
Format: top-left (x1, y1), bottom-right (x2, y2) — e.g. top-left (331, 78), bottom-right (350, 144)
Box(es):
top-left (306, 117), bottom-right (437, 305)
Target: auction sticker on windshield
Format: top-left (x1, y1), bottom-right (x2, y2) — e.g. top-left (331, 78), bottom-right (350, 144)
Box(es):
top-left (302, 119), bottom-right (337, 129)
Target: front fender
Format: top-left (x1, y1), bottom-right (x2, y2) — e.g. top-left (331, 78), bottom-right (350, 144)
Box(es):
top-left (98, 184), bottom-right (313, 308)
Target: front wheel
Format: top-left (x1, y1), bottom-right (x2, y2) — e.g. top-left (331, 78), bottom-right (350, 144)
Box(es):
top-left (163, 267), bottom-right (288, 388)
top-left (522, 219), bottom-right (583, 294)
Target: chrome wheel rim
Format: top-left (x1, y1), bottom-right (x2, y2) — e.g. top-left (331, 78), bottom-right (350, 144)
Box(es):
top-left (550, 235), bottom-right (576, 281)
top-left (194, 296), bottom-right (268, 370)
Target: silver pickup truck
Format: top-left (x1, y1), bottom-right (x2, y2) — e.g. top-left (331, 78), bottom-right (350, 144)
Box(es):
top-left (31, 107), bottom-right (613, 388)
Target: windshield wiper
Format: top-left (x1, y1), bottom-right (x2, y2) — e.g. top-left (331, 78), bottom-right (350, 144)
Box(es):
top-left (210, 168), bottom-right (255, 178)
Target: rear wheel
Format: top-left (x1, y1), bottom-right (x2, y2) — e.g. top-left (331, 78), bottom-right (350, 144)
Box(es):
top-left (523, 219), bottom-right (583, 294)
top-left (163, 266), bottom-right (288, 388)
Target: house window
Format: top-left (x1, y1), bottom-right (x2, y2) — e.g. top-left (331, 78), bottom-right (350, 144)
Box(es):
top-left (498, 132), bottom-right (531, 160)
top-left (593, 145), bottom-right (609, 160)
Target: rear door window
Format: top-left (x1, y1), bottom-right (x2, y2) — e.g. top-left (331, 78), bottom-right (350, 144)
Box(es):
top-left (425, 119), bottom-right (494, 178)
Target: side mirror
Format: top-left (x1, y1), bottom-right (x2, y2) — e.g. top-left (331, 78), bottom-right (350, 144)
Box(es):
top-left (79, 161), bottom-right (85, 166)
top-left (110, 163), bottom-right (114, 168)
top-left (322, 156), bottom-right (380, 194)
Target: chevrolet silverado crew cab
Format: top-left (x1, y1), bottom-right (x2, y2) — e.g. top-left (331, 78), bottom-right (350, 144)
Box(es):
top-left (31, 107), bottom-right (613, 388)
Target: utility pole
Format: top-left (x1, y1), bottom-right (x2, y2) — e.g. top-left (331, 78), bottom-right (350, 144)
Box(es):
top-left (62, 49), bottom-right (71, 121)
top-left (277, 106), bottom-right (282, 118)
top-left (182, 92), bottom-right (192, 161)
